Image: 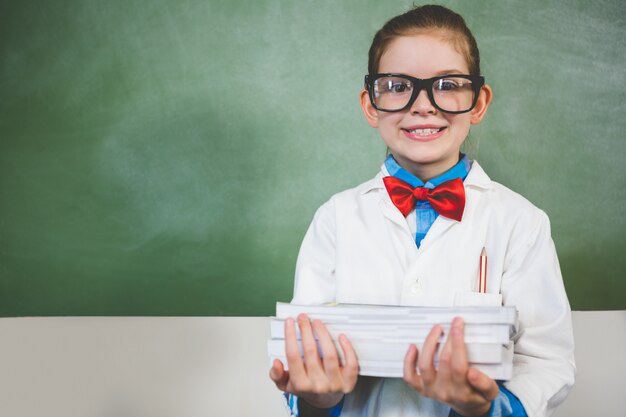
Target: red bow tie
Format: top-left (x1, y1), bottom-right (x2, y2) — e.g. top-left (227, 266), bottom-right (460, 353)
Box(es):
top-left (383, 176), bottom-right (465, 221)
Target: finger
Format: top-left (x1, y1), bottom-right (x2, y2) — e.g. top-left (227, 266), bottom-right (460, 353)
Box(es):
top-left (298, 314), bottom-right (324, 374)
top-left (269, 358), bottom-right (290, 391)
top-left (284, 317), bottom-right (307, 379)
top-left (434, 321), bottom-right (454, 387)
top-left (403, 343), bottom-right (424, 392)
top-left (467, 368), bottom-right (499, 401)
top-left (449, 317), bottom-right (470, 384)
top-left (312, 319), bottom-right (341, 380)
top-left (337, 333), bottom-right (359, 391)
top-left (417, 324), bottom-right (443, 385)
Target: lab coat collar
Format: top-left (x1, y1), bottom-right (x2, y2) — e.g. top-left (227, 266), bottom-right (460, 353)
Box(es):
top-left (463, 161), bottom-right (493, 190)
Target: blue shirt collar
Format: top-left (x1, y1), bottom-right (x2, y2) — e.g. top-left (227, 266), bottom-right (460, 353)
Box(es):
top-left (384, 154), bottom-right (471, 189)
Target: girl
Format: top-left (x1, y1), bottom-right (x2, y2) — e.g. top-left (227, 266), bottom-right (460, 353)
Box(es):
top-left (270, 5), bottom-right (575, 417)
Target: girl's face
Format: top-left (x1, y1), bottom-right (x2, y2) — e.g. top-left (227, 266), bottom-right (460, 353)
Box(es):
top-left (360, 34), bottom-right (492, 181)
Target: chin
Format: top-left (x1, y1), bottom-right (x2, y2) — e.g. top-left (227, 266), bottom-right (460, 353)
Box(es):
top-left (399, 149), bottom-right (447, 165)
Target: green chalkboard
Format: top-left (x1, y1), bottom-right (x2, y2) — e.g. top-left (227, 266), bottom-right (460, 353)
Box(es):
top-left (1, 0), bottom-right (624, 316)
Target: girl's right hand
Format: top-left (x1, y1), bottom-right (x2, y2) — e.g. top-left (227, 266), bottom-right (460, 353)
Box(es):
top-left (269, 313), bottom-right (359, 409)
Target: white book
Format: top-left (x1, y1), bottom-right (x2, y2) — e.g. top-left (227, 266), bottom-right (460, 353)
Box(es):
top-left (270, 318), bottom-right (513, 344)
top-left (269, 302), bottom-right (517, 381)
top-left (353, 360), bottom-right (514, 380)
top-left (267, 339), bottom-right (512, 365)
top-left (269, 356), bottom-right (514, 381)
top-left (275, 302), bottom-right (518, 327)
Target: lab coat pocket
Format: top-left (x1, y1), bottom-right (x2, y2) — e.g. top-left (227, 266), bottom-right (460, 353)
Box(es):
top-left (453, 291), bottom-right (502, 307)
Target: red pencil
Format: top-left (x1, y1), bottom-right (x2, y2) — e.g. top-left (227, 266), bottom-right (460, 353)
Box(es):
top-left (479, 247), bottom-right (487, 293)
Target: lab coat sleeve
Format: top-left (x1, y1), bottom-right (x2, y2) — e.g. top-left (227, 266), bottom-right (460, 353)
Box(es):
top-left (292, 198), bottom-right (337, 305)
top-left (500, 211), bottom-right (576, 417)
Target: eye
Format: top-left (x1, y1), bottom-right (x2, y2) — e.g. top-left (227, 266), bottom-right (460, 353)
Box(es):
top-left (434, 78), bottom-right (462, 91)
top-left (374, 77), bottom-right (413, 96)
top-left (389, 81), bottom-right (410, 93)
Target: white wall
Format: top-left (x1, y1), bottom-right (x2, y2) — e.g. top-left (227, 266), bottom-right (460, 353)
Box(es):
top-left (0, 311), bottom-right (623, 417)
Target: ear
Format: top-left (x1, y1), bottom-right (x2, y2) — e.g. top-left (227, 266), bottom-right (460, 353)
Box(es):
top-left (470, 84), bottom-right (493, 125)
top-left (360, 88), bottom-right (379, 128)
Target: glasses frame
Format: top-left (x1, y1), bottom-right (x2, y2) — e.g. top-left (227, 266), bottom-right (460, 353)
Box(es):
top-left (364, 73), bottom-right (485, 114)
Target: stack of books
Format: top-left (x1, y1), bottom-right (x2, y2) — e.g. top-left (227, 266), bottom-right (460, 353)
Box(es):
top-left (268, 302), bottom-right (518, 380)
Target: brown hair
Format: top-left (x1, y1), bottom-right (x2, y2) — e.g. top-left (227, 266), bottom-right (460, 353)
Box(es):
top-left (368, 4), bottom-right (481, 76)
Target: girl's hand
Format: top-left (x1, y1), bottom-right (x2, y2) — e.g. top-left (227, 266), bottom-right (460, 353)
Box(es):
top-left (269, 313), bottom-right (359, 409)
top-left (403, 317), bottom-right (499, 417)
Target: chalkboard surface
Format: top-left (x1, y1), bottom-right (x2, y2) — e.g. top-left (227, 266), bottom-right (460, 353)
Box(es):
top-left (1, 0), bottom-right (624, 316)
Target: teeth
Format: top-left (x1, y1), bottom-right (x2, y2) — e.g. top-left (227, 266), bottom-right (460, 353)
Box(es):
top-left (409, 128), bottom-right (441, 135)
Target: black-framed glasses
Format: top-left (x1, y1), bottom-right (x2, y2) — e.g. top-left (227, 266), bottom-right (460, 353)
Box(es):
top-left (364, 73), bottom-right (485, 114)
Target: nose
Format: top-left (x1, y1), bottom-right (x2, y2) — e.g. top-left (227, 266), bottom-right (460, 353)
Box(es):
top-left (409, 89), bottom-right (436, 115)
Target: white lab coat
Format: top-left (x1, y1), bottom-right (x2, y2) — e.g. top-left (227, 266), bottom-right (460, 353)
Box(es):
top-left (292, 161), bottom-right (575, 417)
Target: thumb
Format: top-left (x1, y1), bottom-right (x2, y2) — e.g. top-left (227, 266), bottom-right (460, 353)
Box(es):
top-left (467, 367), bottom-right (499, 401)
top-left (269, 359), bottom-right (290, 391)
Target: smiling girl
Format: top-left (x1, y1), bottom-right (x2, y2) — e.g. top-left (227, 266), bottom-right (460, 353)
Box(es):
top-left (270, 5), bottom-right (575, 417)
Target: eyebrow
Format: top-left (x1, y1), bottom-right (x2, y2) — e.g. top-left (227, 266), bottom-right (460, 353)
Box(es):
top-left (435, 69), bottom-right (467, 75)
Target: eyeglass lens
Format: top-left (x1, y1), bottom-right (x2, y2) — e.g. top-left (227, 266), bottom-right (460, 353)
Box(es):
top-left (372, 76), bottom-right (476, 112)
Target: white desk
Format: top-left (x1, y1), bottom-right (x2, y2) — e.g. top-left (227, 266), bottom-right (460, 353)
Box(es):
top-left (0, 311), bottom-right (624, 417)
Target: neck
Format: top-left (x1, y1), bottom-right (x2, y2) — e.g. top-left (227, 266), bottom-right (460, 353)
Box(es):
top-left (392, 153), bottom-right (462, 183)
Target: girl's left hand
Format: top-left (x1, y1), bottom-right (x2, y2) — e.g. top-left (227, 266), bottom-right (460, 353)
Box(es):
top-left (403, 317), bottom-right (499, 417)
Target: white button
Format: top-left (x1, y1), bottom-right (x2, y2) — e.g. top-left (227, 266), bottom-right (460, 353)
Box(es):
top-left (410, 282), bottom-right (422, 294)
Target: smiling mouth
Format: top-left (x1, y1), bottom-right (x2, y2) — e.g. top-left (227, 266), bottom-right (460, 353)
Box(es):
top-left (403, 127), bottom-right (445, 136)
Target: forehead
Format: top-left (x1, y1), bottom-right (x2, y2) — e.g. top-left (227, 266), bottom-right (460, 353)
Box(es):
top-left (378, 34), bottom-right (470, 77)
